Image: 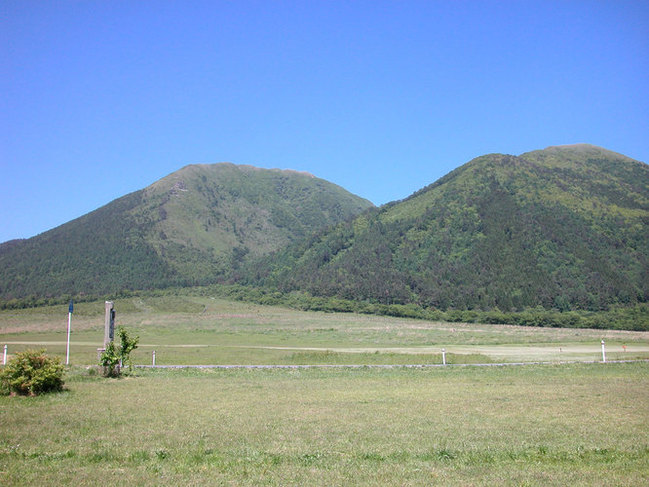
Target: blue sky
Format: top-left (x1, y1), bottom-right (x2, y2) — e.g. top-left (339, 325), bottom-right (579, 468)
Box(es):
top-left (1, 0), bottom-right (648, 243)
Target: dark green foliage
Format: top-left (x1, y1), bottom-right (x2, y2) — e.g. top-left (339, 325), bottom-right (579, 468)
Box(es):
top-left (245, 145), bottom-right (649, 313)
top-left (0, 349), bottom-right (65, 395)
top-left (0, 191), bottom-right (177, 299)
top-left (0, 164), bottom-right (373, 301)
top-left (180, 283), bottom-right (648, 331)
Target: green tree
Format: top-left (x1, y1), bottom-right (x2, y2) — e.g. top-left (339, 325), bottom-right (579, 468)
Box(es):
top-left (117, 326), bottom-right (139, 372)
top-left (98, 326), bottom-right (139, 377)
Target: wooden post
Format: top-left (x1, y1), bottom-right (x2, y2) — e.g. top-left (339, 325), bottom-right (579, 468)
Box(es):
top-left (104, 301), bottom-right (115, 349)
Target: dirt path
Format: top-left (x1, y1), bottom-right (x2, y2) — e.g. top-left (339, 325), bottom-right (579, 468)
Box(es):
top-left (135, 359), bottom-right (649, 369)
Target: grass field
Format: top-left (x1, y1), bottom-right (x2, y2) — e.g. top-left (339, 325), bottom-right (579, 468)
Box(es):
top-left (2, 296), bottom-right (649, 485)
top-left (1, 364), bottom-right (648, 486)
top-left (1, 295), bottom-right (648, 366)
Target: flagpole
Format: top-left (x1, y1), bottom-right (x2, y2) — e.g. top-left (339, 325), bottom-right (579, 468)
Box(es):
top-left (66, 300), bottom-right (73, 365)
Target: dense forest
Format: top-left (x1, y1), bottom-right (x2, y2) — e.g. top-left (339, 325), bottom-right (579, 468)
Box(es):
top-left (241, 145), bottom-right (649, 313)
top-left (0, 164), bottom-right (373, 300)
top-left (0, 191), bottom-right (177, 300)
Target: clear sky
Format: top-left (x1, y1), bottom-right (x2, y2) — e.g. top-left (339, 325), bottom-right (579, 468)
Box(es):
top-left (2, 0), bottom-right (648, 243)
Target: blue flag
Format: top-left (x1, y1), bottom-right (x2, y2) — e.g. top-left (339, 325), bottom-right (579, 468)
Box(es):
top-left (69, 300), bottom-right (74, 314)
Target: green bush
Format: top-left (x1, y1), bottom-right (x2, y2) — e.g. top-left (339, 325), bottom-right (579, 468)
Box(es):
top-left (98, 326), bottom-right (139, 377)
top-left (0, 349), bottom-right (65, 396)
top-left (117, 326), bottom-right (139, 372)
top-left (99, 341), bottom-right (121, 378)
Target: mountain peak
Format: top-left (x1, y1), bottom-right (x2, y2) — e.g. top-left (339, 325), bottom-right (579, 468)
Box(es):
top-left (522, 144), bottom-right (640, 165)
top-left (0, 163), bottom-right (373, 300)
top-left (255, 145), bottom-right (649, 313)
top-left (177, 162), bottom-right (316, 177)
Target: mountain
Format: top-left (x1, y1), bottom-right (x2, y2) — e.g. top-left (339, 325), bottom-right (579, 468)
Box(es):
top-left (248, 145), bottom-right (649, 312)
top-left (0, 163), bottom-right (373, 300)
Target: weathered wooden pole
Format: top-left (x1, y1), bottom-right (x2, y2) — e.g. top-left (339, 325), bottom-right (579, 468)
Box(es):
top-left (104, 301), bottom-right (115, 349)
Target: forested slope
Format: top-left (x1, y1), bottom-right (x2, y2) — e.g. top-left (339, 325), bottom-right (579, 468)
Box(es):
top-left (0, 163), bottom-right (373, 301)
top-left (245, 145), bottom-right (649, 312)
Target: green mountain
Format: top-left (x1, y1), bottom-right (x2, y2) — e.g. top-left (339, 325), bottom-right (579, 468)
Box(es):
top-left (0, 163), bottom-right (373, 300)
top-left (248, 145), bottom-right (649, 312)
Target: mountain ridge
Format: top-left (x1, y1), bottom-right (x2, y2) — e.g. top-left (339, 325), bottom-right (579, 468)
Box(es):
top-left (0, 163), bottom-right (373, 299)
top-left (245, 145), bottom-right (648, 312)
top-left (2, 145), bottom-right (647, 315)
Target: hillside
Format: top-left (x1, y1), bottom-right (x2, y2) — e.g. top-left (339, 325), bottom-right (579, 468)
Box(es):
top-left (0, 164), bottom-right (373, 301)
top-left (247, 145), bottom-right (649, 312)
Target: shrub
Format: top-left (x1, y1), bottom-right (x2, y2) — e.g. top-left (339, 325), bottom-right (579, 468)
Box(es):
top-left (99, 341), bottom-right (121, 377)
top-left (117, 326), bottom-right (139, 372)
top-left (0, 349), bottom-right (65, 396)
top-left (98, 326), bottom-right (139, 377)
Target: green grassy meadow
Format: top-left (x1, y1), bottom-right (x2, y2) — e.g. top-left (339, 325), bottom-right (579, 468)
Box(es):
top-left (2, 295), bottom-right (649, 485)
top-left (1, 364), bottom-right (648, 486)
top-left (2, 295), bottom-right (648, 366)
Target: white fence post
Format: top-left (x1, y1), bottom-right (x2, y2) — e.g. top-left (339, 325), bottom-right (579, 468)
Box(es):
top-left (152, 350), bottom-right (156, 366)
top-left (442, 348), bottom-right (446, 366)
top-left (3, 344), bottom-right (6, 365)
top-left (66, 309), bottom-right (72, 366)
top-left (601, 340), bottom-right (606, 363)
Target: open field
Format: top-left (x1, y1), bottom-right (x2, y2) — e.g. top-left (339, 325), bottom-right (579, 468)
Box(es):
top-left (1, 295), bottom-right (649, 366)
top-left (2, 296), bottom-right (649, 485)
top-left (1, 363), bottom-right (648, 486)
